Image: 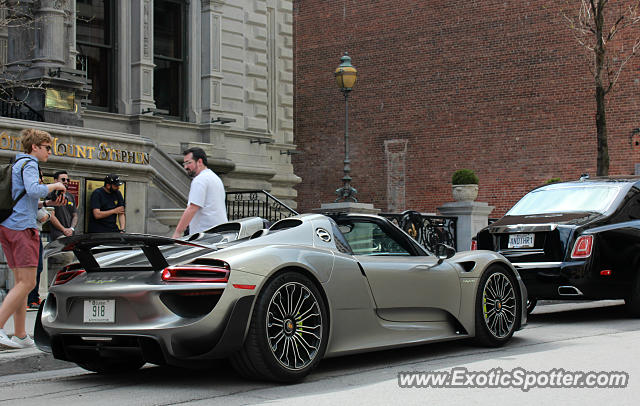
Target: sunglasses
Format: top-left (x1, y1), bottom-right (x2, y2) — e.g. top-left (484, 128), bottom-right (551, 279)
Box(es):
top-left (59, 178), bottom-right (69, 182)
top-left (39, 144), bottom-right (52, 152)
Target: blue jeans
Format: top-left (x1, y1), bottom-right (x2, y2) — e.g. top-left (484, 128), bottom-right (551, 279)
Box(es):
top-left (27, 237), bottom-right (43, 304)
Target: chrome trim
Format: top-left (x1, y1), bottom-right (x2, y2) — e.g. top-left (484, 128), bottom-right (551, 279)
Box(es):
top-left (499, 249), bottom-right (545, 257)
top-left (558, 286), bottom-right (584, 296)
top-left (81, 336), bottom-right (113, 341)
top-left (513, 262), bottom-right (562, 269)
top-left (489, 224), bottom-right (558, 233)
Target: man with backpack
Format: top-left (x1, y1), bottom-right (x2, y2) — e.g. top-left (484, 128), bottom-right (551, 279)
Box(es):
top-left (0, 128), bottom-right (66, 349)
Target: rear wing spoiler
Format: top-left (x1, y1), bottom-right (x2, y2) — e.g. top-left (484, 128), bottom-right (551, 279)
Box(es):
top-left (45, 233), bottom-right (211, 272)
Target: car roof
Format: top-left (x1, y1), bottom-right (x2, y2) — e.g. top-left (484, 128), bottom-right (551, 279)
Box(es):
top-left (535, 176), bottom-right (640, 191)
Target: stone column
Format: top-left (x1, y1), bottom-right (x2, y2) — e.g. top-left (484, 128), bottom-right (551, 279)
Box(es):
top-left (117, 0), bottom-right (132, 113)
top-left (201, 0), bottom-right (225, 123)
top-left (5, 0), bottom-right (86, 125)
top-left (125, 180), bottom-right (148, 233)
top-left (64, 0), bottom-right (77, 69)
top-left (5, 0), bottom-right (35, 73)
top-left (186, 0), bottom-right (201, 123)
top-left (130, 0), bottom-right (156, 114)
top-left (32, 0), bottom-right (66, 68)
top-left (437, 201), bottom-right (494, 251)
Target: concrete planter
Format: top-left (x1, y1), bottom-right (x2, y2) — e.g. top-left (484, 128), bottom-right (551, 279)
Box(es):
top-left (452, 184), bottom-right (479, 202)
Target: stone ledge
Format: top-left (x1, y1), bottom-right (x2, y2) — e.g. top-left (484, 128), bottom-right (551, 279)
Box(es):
top-left (0, 348), bottom-right (74, 376)
top-left (313, 202), bottom-right (381, 215)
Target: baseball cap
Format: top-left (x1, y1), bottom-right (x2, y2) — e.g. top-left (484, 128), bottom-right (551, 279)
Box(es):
top-left (104, 174), bottom-right (123, 185)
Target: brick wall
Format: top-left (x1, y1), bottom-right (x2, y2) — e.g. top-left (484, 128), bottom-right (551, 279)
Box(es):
top-left (292, 0), bottom-right (640, 216)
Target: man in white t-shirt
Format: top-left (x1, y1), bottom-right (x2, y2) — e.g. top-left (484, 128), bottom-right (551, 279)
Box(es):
top-left (172, 147), bottom-right (228, 238)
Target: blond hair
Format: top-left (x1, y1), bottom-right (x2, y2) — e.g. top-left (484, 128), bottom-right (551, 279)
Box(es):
top-left (21, 128), bottom-right (52, 153)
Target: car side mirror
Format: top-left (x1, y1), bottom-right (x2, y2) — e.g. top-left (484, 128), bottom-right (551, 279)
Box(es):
top-left (435, 243), bottom-right (456, 264)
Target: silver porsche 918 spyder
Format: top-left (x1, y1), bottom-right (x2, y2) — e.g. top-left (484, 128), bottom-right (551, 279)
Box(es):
top-left (35, 213), bottom-right (526, 382)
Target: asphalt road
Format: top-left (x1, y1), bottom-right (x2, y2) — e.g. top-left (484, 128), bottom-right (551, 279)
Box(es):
top-left (0, 300), bottom-right (638, 405)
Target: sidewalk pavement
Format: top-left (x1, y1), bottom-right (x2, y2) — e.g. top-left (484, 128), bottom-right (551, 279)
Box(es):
top-left (0, 309), bottom-right (73, 376)
top-left (0, 300), bottom-right (623, 377)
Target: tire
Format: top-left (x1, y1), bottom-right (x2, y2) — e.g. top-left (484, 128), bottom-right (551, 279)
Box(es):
top-left (76, 358), bottom-right (145, 374)
top-left (474, 265), bottom-right (521, 347)
top-left (526, 298), bottom-right (537, 315)
top-left (230, 272), bottom-right (328, 383)
top-left (624, 274), bottom-right (640, 317)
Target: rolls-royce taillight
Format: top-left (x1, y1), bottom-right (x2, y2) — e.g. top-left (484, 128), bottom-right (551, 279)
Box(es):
top-left (161, 262), bottom-right (230, 283)
top-left (571, 235), bottom-right (593, 259)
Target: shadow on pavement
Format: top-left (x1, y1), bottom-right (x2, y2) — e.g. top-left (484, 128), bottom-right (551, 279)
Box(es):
top-left (529, 302), bottom-right (633, 324)
top-left (28, 300), bottom-right (640, 403)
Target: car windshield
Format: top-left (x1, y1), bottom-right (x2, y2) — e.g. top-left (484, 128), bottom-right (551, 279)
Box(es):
top-left (506, 184), bottom-right (622, 215)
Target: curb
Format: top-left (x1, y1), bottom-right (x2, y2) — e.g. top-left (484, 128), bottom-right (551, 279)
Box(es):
top-left (0, 348), bottom-right (73, 376)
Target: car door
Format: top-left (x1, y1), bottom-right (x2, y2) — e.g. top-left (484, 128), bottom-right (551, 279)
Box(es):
top-left (339, 218), bottom-right (461, 322)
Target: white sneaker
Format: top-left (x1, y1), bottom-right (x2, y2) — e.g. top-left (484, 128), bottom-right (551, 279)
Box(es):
top-left (0, 329), bottom-right (21, 349)
top-left (10, 334), bottom-right (35, 349)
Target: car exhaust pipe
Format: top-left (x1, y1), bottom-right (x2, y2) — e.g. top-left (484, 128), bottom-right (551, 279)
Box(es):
top-left (558, 286), bottom-right (583, 296)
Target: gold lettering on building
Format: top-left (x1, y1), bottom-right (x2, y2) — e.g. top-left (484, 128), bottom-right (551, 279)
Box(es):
top-left (0, 133), bottom-right (149, 165)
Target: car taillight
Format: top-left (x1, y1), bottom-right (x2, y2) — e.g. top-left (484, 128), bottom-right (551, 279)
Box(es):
top-left (571, 235), bottom-right (593, 259)
top-left (471, 240), bottom-right (478, 250)
top-left (161, 262), bottom-right (230, 283)
top-left (53, 269), bottom-right (86, 285)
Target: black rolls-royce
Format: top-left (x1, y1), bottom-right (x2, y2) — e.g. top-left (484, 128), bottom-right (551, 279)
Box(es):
top-left (475, 176), bottom-right (640, 314)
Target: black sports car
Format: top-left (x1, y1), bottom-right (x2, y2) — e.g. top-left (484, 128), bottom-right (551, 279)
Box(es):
top-left (475, 176), bottom-right (640, 314)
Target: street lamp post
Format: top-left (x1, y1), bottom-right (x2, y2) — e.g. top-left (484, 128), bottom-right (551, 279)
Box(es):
top-left (334, 52), bottom-right (358, 202)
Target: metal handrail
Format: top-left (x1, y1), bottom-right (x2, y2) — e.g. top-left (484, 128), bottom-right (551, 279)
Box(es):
top-left (223, 194), bottom-right (456, 252)
top-left (225, 190), bottom-right (298, 223)
top-left (0, 99), bottom-right (44, 122)
top-left (380, 210), bottom-right (457, 252)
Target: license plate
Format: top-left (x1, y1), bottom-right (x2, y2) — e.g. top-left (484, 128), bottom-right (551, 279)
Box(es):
top-left (508, 233), bottom-right (535, 248)
top-left (83, 299), bottom-right (115, 323)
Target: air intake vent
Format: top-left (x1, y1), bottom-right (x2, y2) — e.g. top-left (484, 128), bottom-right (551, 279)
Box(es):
top-left (457, 261), bottom-right (476, 272)
top-left (270, 219), bottom-right (303, 231)
top-left (189, 258), bottom-right (230, 268)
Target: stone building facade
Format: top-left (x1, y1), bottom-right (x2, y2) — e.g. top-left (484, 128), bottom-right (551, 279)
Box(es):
top-left (292, 1), bottom-right (640, 216)
top-left (1, 0), bottom-right (298, 296)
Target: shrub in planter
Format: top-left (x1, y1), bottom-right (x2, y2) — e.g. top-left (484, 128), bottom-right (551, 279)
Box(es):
top-left (545, 177), bottom-right (562, 185)
top-left (451, 169), bottom-right (479, 185)
top-left (451, 169), bottom-right (479, 201)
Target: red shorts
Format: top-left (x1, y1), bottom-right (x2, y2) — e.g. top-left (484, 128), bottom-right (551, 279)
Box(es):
top-left (0, 225), bottom-right (39, 269)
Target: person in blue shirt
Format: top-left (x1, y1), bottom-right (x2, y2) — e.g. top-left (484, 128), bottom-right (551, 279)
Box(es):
top-left (0, 128), bottom-right (66, 349)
